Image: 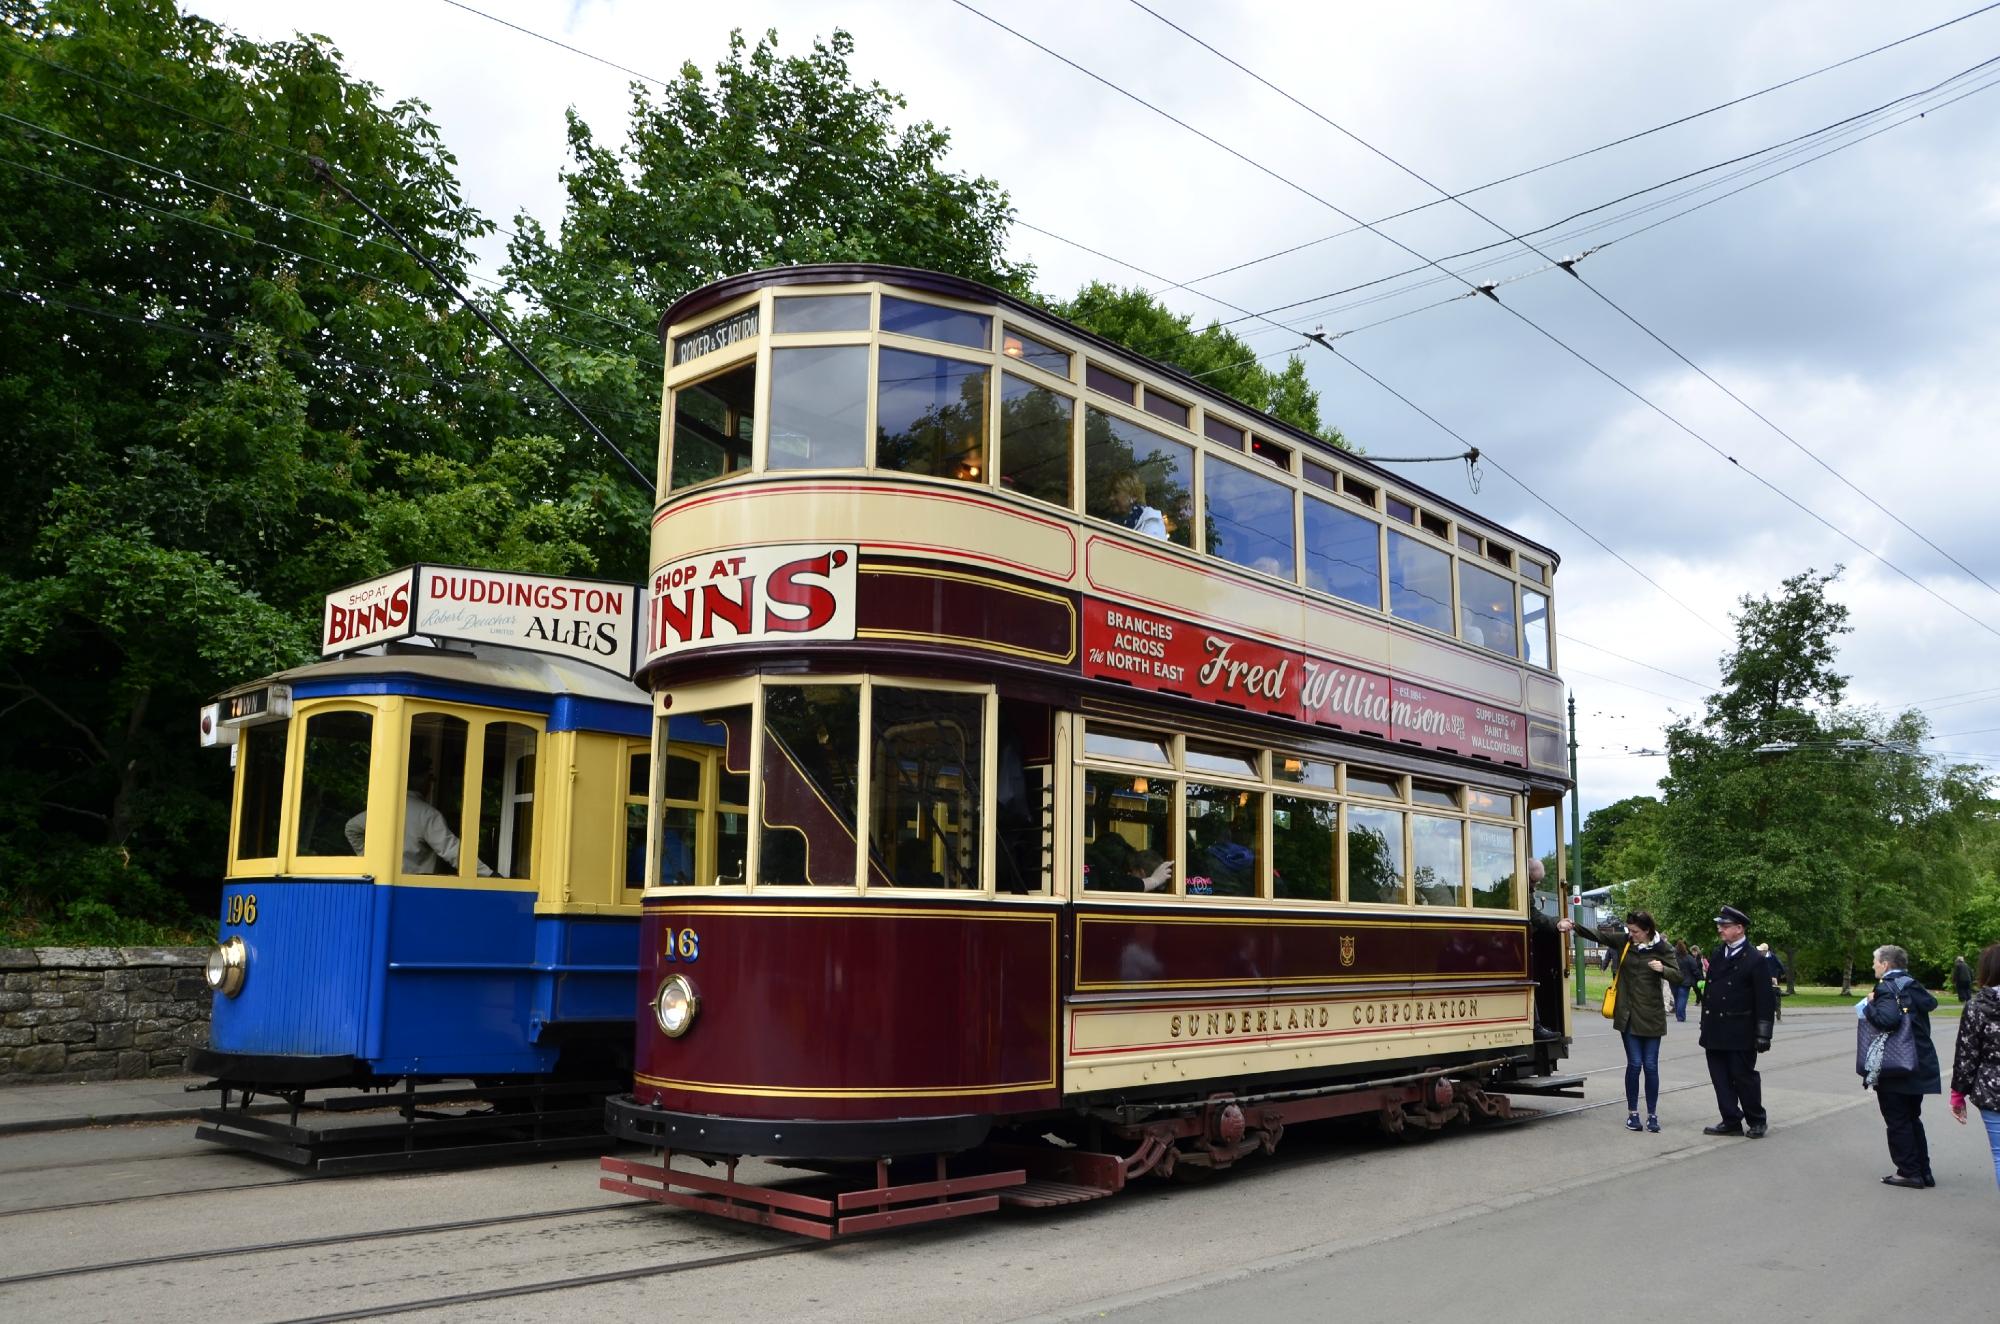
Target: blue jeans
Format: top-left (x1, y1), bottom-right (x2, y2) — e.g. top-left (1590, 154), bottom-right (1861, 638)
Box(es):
top-left (1672, 984), bottom-right (1691, 1021)
top-left (1622, 1031), bottom-right (1662, 1112)
top-left (1982, 1109), bottom-right (2000, 1191)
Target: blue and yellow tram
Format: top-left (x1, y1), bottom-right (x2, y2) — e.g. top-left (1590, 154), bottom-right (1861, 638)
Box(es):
top-left (602, 267), bottom-right (1580, 1235)
top-left (189, 565), bottom-right (720, 1167)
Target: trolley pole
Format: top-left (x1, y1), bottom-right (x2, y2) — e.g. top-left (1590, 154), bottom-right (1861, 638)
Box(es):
top-left (1569, 692), bottom-right (1585, 1007)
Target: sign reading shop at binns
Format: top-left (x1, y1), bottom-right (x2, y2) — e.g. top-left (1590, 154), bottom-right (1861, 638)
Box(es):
top-left (321, 565), bottom-right (641, 675)
top-left (645, 543), bottom-right (859, 664)
top-left (1081, 597), bottom-right (1528, 766)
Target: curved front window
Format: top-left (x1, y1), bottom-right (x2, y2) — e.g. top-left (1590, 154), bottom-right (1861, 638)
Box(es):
top-left (297, 709), bottom-right (373, 858)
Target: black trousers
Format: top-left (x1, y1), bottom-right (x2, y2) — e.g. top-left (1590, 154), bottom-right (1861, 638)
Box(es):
top-left (1705, 1048), bottom-right (1765, 1127)
top-left (1877, 1091), bottom-right (1931, 1179)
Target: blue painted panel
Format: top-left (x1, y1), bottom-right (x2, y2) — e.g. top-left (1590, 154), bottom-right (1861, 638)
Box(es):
top-left (549, 695), bottom-right (651, 737)
top-left (530, 916), bottom-right (642, 1033)
top-left (208, 880), bottom-right (374, 1057)
top-left (665, 714), bottom-right (726, 745)
top-left (375, 884), bottom-right (551, 1075)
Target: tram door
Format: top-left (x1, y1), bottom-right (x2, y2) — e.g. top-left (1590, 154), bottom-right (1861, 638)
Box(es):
top-left (1527, 797), bottom-right (1567, 1036)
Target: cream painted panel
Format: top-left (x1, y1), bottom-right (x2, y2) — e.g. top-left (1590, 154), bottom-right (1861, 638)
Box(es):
top-left (654, 481), bottom-right (1078, 582)
top-left (1526, 673), bottom-right (1565, 718)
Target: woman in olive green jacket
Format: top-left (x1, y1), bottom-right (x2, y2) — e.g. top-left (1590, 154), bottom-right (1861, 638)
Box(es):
top-left (1559, 909), bottom-right (1683, 1132)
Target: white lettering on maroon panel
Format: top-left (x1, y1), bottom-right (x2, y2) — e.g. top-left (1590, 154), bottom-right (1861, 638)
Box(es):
top-left (323, 568), bottom-right (416, 655)
top-left (645, 544), bottom-right (858, 663)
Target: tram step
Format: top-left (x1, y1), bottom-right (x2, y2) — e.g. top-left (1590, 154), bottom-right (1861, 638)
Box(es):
top-left (998, 1178), bottom-right (1119, 1209)
top-left (1485, 1073), bottom-right (1587, 1097)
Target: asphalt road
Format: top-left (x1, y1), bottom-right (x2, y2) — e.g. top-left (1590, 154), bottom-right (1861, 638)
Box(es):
top-left (1, 1008), bottom-right (1990, 1323)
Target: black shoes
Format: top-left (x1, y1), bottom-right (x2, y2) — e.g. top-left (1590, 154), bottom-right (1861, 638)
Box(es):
top-left (1881, 1174), bottom-right (1926, 1189)
top-left (1702, 1123), bottom-right (1743, 1136)
top-left (1646, 1115), bottom-right (1661, 1133)
top-left (1745, 1123), bottom-right (1768, 1138)
top-left (1625, 1113), bottom-right (1643, 1132)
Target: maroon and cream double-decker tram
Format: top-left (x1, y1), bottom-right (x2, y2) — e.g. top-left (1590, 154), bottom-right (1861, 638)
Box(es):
top-left (602, 265), bottom-right (1577, 1237)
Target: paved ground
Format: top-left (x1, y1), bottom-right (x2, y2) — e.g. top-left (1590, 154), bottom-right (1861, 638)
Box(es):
top-left (0, 1008), bottom-right (1991, 1323)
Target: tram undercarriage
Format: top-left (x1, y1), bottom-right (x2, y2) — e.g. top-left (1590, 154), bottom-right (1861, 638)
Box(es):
top-left (600, 1047), bottom-right (1582, 1239)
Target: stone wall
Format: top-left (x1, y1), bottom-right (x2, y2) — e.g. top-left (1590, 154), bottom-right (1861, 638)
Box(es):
top-left (0, 948), bottom-right (210, 1081)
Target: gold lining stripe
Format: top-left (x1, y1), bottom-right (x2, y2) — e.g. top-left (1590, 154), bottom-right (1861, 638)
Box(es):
top-left (632, 1071), bottom-right (1056, 1099)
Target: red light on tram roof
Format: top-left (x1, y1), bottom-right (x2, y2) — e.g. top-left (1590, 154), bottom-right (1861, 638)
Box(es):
top-left (200, 712), bottom-right (213, 736)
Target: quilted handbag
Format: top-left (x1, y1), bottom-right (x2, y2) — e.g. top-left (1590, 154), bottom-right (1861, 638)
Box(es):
top-left (1858, 984), bottom-right (1921, 1087)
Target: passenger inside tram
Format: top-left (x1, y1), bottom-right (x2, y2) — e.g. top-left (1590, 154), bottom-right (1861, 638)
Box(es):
top-left (1110, 471), bottom-right (1167, 540)
top-left (343, 753), bottom-right (493, 876)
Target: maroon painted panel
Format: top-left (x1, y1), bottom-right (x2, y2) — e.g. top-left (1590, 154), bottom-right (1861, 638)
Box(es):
top-left (633, 898), bottom-right (1060, 1121)
top-left (1072, 905), bottom-right (1525, 992)
top-left (858, 563), bottom-right (1076, 663)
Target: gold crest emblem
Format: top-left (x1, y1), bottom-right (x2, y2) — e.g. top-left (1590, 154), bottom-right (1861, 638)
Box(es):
top-left (1339, 934), bottom-right (1357, 968)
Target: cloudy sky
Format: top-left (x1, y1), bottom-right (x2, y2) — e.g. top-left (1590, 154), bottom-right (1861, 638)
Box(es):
top-left (198, 0), bottom-right (2000, 821)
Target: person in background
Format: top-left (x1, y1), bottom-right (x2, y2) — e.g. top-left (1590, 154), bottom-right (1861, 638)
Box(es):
top-left (1949, 942), bottom-right (2000, 1193)
top-left (1953, 954), bottom-right (1975, 1005)
top-left (1673, 939), bottom-right (1702, 1023)
top-left (344, 752), bottom-right (491, 877)
top-left (1699, 905), bottom-right (1776, 1138)
top-left (1559, 909), bottom-right (1682, 1132)
top-left (1758, 942), bottom-right (1785, 1020)
top-left (1864, 944), bottom-right (1940, 1189)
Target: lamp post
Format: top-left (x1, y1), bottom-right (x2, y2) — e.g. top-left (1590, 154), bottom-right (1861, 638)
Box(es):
top-left (1570, 693), bottom-right (1585, 1008)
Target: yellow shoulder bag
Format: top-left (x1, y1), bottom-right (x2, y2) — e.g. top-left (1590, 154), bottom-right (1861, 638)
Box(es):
top-left (1600, 941), bottom-right (1627, 1019)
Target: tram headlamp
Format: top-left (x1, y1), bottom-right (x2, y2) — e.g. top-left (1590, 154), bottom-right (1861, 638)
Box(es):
top-left (653, 974), bottom-right (699, 1038)
top-left (205, 937), bottom-right (247, 998)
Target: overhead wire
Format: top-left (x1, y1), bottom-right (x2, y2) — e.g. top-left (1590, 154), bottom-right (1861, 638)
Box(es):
top-left (956, 0), bottom-right (2000, 647)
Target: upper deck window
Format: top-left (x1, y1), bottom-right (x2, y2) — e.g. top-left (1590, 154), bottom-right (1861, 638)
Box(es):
top-left (1085, 363), bottom-right (1136, 404)
top-left (297, 710), bottom-right (373, 859)
top-left (1418, 510), bottom-right (1450, 541)
top-left (235, 723), bottom-right (288, 861)
top-left (1143, 390), bottom-right (1190, 429)
top-left (1304, 496), bottom-right (1381, 609)
top-left (1002, 326), bottom-right (1071, 377)
top-left (1459, 560), bottom-right (1519, 657)
top-left (1302, 458), bottom-right (1335, 491)
top-left (1457, 529), bottom-right (1482, 554)
top-left (1522, 588), bottom-right (1552, 668)
top-left (1206, 416), bottom-right (1247, 450)
top-left (1084, 407), bottom-right (1193, 548)
top-left (669, 361), bottom-right (755, 491)
top-left (1342, 475), bottom-right (1377, 507)
top-left (1519, 557), bottom-right (1547, 585)
top-left (1205, 454), bottom-right (1295, 580)
top-left (1386, 496), bottom-right (1415, 525)
top-left (1388, 530), bottom-right (1453, 634)
top-left (1250, 436), bottom-right (1291, 472)
top-left (1486, 542), bottom-right (1514, 570)
top-left (768, 346), bottom-right (867, 470)
top-left (999, 373), bottom-right (1073, 508)
top-left (880, 295), bottom-right (990, 350)
top-left (876, 348), bottom-right (988, 482)
top-left (773, 293), bottom-right (870, 333)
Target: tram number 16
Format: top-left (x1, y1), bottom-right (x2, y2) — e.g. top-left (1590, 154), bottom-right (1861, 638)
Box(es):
top-left (661, 927), bottom-right (700, 963)
top-left (225, 894), bottom-right (258, 926)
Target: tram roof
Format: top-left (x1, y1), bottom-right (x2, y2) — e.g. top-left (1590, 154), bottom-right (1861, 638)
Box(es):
top-left (660, 263), bottom-right (1558, 567)
top-left (226, 642), bottom-right (649, 708)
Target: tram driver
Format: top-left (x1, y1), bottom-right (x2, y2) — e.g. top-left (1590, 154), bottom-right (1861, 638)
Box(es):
top-left (344, 753), bottom-right (493, 876)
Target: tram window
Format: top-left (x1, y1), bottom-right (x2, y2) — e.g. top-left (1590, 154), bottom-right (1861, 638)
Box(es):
top-left (1273, 755), bottom-right (1335, 789)
top-left (668, 361), bottom-right (755, 491)
top-left (1345, 806), bottom-right (1405, 903)
top-left (1419, 511), bottom-right (1450, 540)
top-left (1304, 496), bottom-right (1382, 609)
top-left (1143, 389), bottom-right (1190, 429)
top-left (1486, 542), bottom-right (1514, 570)
top-left (626, 750), bottom-right (650, 888)
top-left (773, 293), bottom-right (870, 333)
top-left (298, 710), bottom-right (373, 858)
top-left (1346, 769), bottom-right (1400, 801)
top-left (1272, 795), bottom-right (1335, 901)
top-left (1206, 416), bottom-right (1246, 450)
top-left (1388, 530), bottom-right (1453, 634)
top-left (394, 713), bottom-right (469, 875)
top-left (477, 722), bottom-right (537, 880)
top-left (1085, 363), bottom-right (1136, 404)
top-left (876, 348), bottom-right (988, 482)
top-left (1302, 458), bottom-right (1335, 491)
top-left (999, 373), bottom-right (1073, 508)
top-left (1082, 769), bottom-right (1174, 893)
top-left (671, 706), bottom-right (752, 886)
top-left (1411, 814), bottom-right (1464, 906)
top-left (1002, 326), bottom-right (1070, 377)
top-left (870, 687), bottom-right (983, 889)
top-left (1342, 476), bottom-right (1378, 507)
top-left (1386, 497), bottom-right (1415, 524)
top-left (1186, 785), bottom-right (1260, 897)
top-left (760, 685), bottom-right (860, 886)
top-left (235, 723), bottom-right (288, 860)
top-left (1205, 455), bottom-right (1296, 580)
top-left (768, 346), bottom-right (867, 470)
top-left (1470, 823), bottom-right (1517, 910)
top-left (1412, 781), bottom-right (1459, 809)
top-left (1185, 741), bottom-right (1258, 779)
top-left (1519, 557), bottom-right (1547, 585)
top-left (1467, 789), bottom-right (1516, 819)
top-left (1459, 560), bottom-right (1518, 657)
top-left (880, 295), bottom-right (990, 350)
top-left (1250, 436), bottom-right (1291, 472)
top-left (1084, 407), bottom-right (1193, 547)
top-left (654, 752), bottom-right (703, 886)
top-left (1457, 529), bottom-right (1481, 554)
top-left (996, 701), bottom-right (1052, 895)
top-left (1084, 726), bottom-right (1169, 764)
top-left (1522, 588), bottom-right (1552, 668)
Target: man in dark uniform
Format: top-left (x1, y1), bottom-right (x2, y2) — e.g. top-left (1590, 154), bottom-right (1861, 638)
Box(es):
top-left (1700, 905), bottom-right (1778, 1137)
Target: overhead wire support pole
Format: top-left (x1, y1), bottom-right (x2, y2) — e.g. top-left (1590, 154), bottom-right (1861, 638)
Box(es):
top-left (307, 156), bottom-right (655, 498)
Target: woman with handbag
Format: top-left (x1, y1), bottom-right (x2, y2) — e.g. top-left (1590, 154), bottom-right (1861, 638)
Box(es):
top-left (1949, 942), bottom-right (2000, 1191)
top-left (1558, 910), bottom-right (1682, 1132)
top-left (1859, 944), bottom-right (1940, 1189)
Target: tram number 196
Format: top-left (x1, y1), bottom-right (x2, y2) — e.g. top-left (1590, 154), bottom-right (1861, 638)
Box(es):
top-left (225, 894), bottom-right (258, 926)
top-left (661, 927), bottom-right (700, 963)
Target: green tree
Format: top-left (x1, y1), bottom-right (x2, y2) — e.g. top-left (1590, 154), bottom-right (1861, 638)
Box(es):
top-left (1577, 794), bottom-right (1661, 890)
top-left (1652, 568), bottom-right (1988, 991)
top-left (1059, 282), bottom-right (1344, 443)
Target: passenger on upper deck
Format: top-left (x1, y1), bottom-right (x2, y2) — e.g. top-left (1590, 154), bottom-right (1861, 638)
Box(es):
top-left (1110, 471), bottom-right (1167, 540)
